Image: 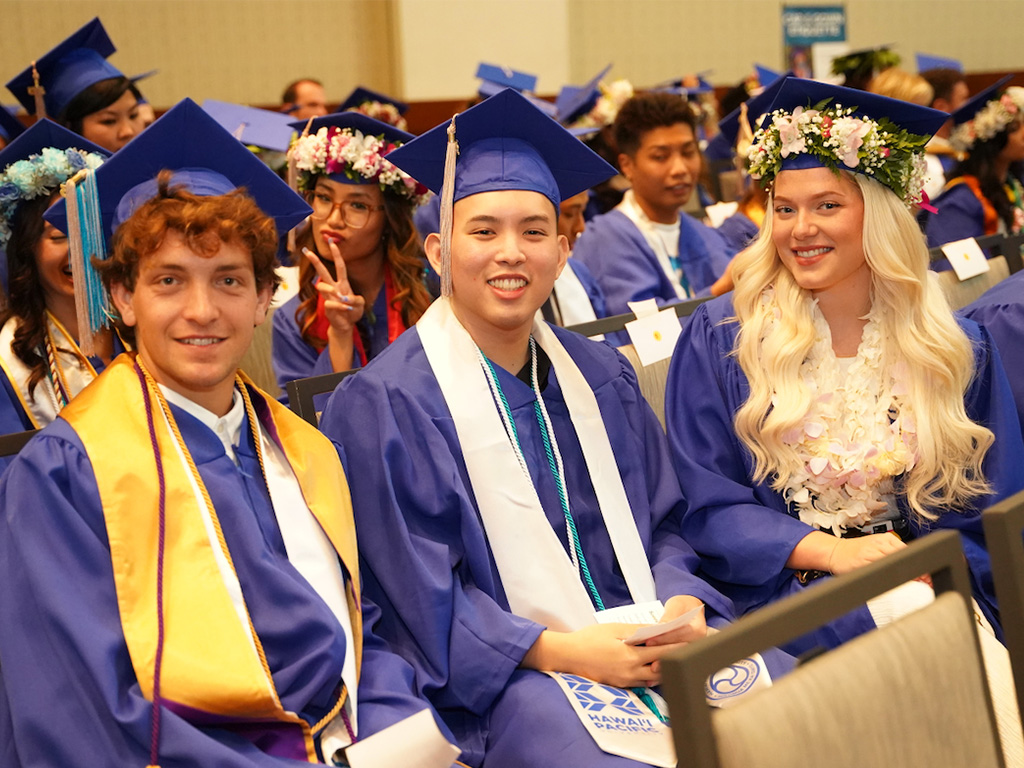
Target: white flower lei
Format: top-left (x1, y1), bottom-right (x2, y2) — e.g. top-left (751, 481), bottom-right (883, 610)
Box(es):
top-left (748, 102), bottom-right (931, 206)
top-left (348, 101), bottom-right (408, 131)
top-left (0, 147), bottom-right (105, 248)
top-left (768, 292), bottom-right (919, 533)
top-left (950, 86), bottom-right (1024, 153)
top-left (289, 126), bottom-right (428, 205)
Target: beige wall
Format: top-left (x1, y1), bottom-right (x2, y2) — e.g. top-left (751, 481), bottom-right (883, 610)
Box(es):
top-left (1, 0), bottom-right (1020, 111)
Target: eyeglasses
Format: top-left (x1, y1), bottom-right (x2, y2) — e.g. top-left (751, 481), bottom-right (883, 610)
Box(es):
top-left (309, 193), bottom-right (385, 228)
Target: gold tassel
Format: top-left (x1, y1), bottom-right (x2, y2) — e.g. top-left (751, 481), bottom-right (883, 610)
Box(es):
top-left (438, 114), bottom-right (460, 298)
top-left (28, 61), bottom-right (47, 120)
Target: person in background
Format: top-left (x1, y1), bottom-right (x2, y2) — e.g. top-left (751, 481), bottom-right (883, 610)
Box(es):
top-left (0, 120), bottom-right (113, 436)
top-left (282, 78), bottom-right (328, 120)
top-left (920, 62), bottom-right (971, 201)
top-left (572, 92), bottom-right (734, 315)
top-left (926, 79), bottom-right (1024, 250)
top-left (272, 112), bottom-right (433, 395)
top-left (0, 98), bottom-right (456, 767)
top-left (6, 18), bottom-right (149, 154)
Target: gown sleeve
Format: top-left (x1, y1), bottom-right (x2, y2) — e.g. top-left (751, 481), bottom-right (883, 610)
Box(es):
top-left (319, 370), bottom-right (544, 716)
top-left (0, 424), bottom-right (322, 767)
top-left (271, 295), bottom-right (322, 399)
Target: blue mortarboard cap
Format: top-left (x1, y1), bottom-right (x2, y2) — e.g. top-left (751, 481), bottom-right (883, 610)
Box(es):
top-left (755, 64), bottom-right (783, 88)
top-left (202, 99), bottom-right (296, 153)
top-left (339, 86), bottom-right (409, 116)
top-left (0, 107), bottom-right (25, 144)
top-left (478, 79), bottom-right (559, 119)
top-left (555, 64), bottom-right (612, 125)
top-left (289, 111), bottom-right (413, 147)
top-left (654, 74), bottom-right (714, 98)
top-left (476, 63), bottom-right (538, 94)
top-left (6, 18), bottom-right (127, 118)
top-left (916, 53), bottom-right (963, 74)
top-left (705, 73), bottom-right (793, 159)
top-left (45, 98), bottom-right (311, 240)
top-left (387, 88), bottom-right (615, 209)
top-left (951, 76), bottom-right (1013, 126)
top-left (0, 118), bottom-right (108, 170)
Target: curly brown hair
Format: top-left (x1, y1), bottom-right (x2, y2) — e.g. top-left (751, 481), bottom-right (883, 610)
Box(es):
top-left (294, 181), bottom-right (431, 351)
top-left (100, 170), bottom-right (281, 294)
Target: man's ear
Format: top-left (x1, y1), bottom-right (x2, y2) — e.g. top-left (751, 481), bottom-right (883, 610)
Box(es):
top-left (618, 152), bottom-right (635, 182)
top-left (554, 234), bottom-right (570, 279)
top-left (424, 232), bottom-right (442, 274)
top-left (254, 283), bottom-right (273, 326)
top-left (109, 282), bottom-right (137, 327)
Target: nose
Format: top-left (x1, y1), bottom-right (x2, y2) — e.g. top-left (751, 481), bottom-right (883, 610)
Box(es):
top-left (326, 203), bottom-right (348, 228)
top-left (118, 118), bottom-right (137, 142)
top-left (497, 231), bottom-right (526, 265)
top-left (792, 209), bottom-right (818, 239)
top-left (182, 282), bottom-right (218, 324)
top-left (669, 151), bottom-right (692, 180)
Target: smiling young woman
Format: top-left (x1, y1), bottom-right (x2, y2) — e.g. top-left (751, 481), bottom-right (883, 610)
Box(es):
top-left (666, 78), bottom-right (1024, 655)
top-left (272, 112), bottom-right (434, 396)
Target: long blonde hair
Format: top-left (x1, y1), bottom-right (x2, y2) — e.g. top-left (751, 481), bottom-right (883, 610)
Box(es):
top-left (731, 171), bottom-right (993, 522)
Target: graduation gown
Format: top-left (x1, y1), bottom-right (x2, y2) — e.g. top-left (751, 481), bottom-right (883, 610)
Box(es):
top-left (665, 297), bottom-right (1024, 650)
top-left (572, 208), bottom-right (734, 316)
top-left (925, 179), bottom-right (994, 262)
top-left (0, 381), bottom-right (438, 766)
top-left (963, 269), bottom-right (1024, 430)
top-left (318, 325), bottom-right (742, 767)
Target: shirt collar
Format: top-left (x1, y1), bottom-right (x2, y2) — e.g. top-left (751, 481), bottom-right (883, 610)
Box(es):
top-left (158, 384), bottom-right (246, 463)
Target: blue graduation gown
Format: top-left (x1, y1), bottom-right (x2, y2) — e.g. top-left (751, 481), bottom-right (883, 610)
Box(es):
top-left (318, 326), bottom-right (770, 767)
top-left (666, 297), bottom-right (1024, 649)
top-left (963, 269), bottom-right (1024, 430)
top-left (715, 211), bottom-right (760, 253)
top-left (0, 396), bottom-right (439, 766)
top-left (572, 208), bottom-right (734, 316)
top-left (271, 291), bottom-right (391, 400)
top-left (925, 182), bottom-right (987, 257)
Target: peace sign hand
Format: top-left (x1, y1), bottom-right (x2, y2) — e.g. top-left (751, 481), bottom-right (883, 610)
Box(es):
top-left (303, 243), bottom-right (366, 333)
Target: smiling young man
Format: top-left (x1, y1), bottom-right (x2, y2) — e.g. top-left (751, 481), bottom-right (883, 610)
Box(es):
top-left (573, 92), bottom-right (735, 315)
top-left (318, 89), bottom-right (788, 768)
top-left (0, 100), bottom-right (455, 768)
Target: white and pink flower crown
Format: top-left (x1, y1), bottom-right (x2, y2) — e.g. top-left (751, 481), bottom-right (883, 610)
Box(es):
top-left (569, 79), bottom-right (634, 130)
top-left (950, 87), bottom-right (1024, 153)
top-left (747, 100), bottom-right (932, 206)
top-left (288, 125), bottom-right (429, 205)
top-left (347, 101), bottom-right (408, 131)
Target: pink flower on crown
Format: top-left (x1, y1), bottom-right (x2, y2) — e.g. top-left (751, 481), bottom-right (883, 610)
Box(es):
top-left (830, 117), bottom-right (871, 168)
top-left (776, 106), bottom-right (810, 157)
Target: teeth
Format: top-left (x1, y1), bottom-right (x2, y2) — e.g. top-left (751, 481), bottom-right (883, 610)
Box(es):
top-left (181, 338), bottom-right (220, 346)
top-left (796, 247), bottom-right (831, 258)
top-left (488, 278), bottom-right (526, 291)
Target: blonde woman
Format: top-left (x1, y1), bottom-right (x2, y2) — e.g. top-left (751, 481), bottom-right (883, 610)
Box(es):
top-left (666, 78), bottom-right (1024, 651)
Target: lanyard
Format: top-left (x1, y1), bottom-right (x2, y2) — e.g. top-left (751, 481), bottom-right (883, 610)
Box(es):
top-left (476, 336), bottom-right (605, 611)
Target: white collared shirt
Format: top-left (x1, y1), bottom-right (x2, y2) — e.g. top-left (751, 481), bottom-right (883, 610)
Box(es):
top-left (158, 384), bottom-right (245, 465)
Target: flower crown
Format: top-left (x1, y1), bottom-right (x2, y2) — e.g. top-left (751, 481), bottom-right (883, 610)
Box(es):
top-left (289, 126), bottom-right (429, 205)
top-left (747, 99), bottom-right (931, 206)
top-left (347, 101), bottom-right (409, 131)
top-left (0, 147), bottom-right (104, 248)
top-left (569, 78), bottom-right (634, 130)
top-left (950, 86), bottom-right (1024, 153)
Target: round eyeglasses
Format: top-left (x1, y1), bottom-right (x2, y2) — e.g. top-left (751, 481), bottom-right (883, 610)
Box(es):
top-left (309, 193), bottom-right (385, 228)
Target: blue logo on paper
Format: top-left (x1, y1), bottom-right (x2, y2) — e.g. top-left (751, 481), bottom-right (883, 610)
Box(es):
top-left (563, 674), bottom-right (647, 716)
top-left (705, 659), bottom-right (760, 701)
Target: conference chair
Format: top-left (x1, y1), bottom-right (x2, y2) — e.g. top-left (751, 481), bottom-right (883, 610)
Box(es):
top-left (984, 489), bottom-right (1024, 715)
top-left (286, 368), bottom-right (360, 426)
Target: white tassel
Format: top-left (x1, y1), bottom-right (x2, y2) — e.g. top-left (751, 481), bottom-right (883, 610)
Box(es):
top-left (438, 115), bottom-right (460, 298)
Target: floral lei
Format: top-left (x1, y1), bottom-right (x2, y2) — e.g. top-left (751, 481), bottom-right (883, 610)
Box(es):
top-left (951, 86), bottom-right (1024, 153)
top-left (747, 99), bottom-right (931, 206)
top-left (289, 126), bottom-right (429, 204)
top-left (346, 100), bottom-right (408, 131)
top-left (569, 78), bottom-right (634, 130)
top-left (0, 147), bottom-right (104, 248)
top-left (767, 292), bottom-right (919, 533)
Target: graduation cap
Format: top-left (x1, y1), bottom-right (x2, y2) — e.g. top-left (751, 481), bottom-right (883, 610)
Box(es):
top-left (652, 73), bottom-right (714, 98)
top-left (45, 98), bottom-right (311, 241)
top-left (950, 75), bottom-right (1013, 127)
top-left (555, 64), bottom-right (612, 126)
top-left (0, 107), bottom-right (26, 144)
top-left (387, 88), bottom-right (615, 295)
top-left (704, 73), bottom-right (793, 160)
top-left (0, 118), bottom-right (108, 171)
top-left (476, 63), bottom-right (538, 95)
top-left (5, 17), bottom-right (153, 119)
top-left (339, 86), bottom-right (409, 116)
top-left (202, 99), bottom-right (296, 153)
top-left (747, 78), bottom-right (947, 204)
top-left (754, 64), bottom-right (783, 88)
top-left (916, 53), bottom-right (963, 74)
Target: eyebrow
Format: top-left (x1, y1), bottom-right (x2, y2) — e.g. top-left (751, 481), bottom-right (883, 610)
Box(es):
top-left (773, 189), bottom-right (851, 204)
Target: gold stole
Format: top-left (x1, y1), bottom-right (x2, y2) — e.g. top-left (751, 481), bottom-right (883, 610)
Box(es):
top-left (62, 354), bottom-right (362, 759)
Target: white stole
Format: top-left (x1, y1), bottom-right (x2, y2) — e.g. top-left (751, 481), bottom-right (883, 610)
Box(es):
top-left (417, 298), bottom-right (656, 631)
top-left (534, 261), bottom-right (604, 340)
top-left (0, 314), bottom-right (100, 428)
top-left (617, 191), bottom-right (687, 300)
